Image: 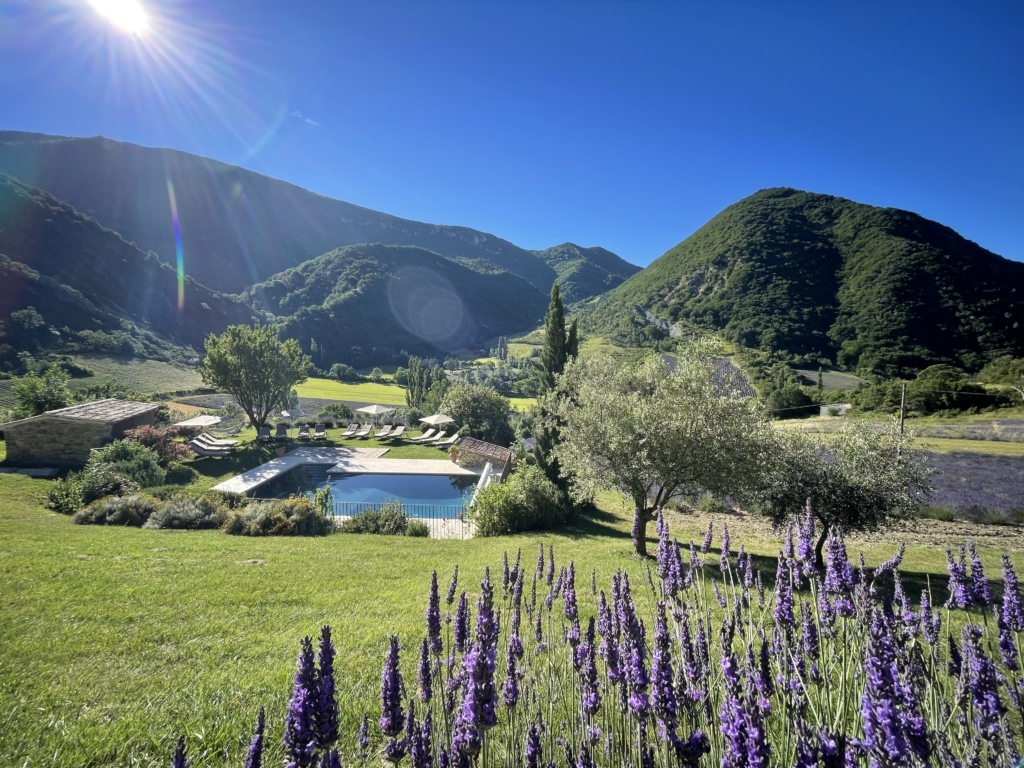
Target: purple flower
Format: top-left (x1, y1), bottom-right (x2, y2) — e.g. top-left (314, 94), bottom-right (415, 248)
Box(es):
top-left (379, 635), bottom-right (406, 738)
top-left (418, 637), bottom-right (433, 703)
top-left (967, 543), bottom-right (991, 607)
top-left (719, 651), bottom-right (748, 768)
top-left (536, 543), bottom-right (544, 580)
top-left (511, 547), bottom-right (521, 587)
top-left (171, 735), bottom-right (187, 768)
top-left (576, 617), bottom-right (601, 716)
top-left (427, 571), bottom-right (443, 655)
top-left (823, 527), bottom-right (854, 594)
top-left (576, 744), bottom-right (595, 768)
top-left (502, 550), bottom-right (510, 597)
top-left (358, 715), bottom-right (370, 758)
top-left (700, 522), bottom-right (713, 554)
top-left (773, 555), bottom-right (794, 626)
top-left (244, 707), bottom-right (265, 768)
top-left (945, 546), bottom-right (972, 609)
top-left (720, 523), bottom-right (731, 571)
top-left (997, 603), bottom-right (1019, 671)
top-left (963, 624), bottom-right (1006, 740)
top-left (919, 590), bottom-right (941, 646)
top-left (525, 723), bottom-right (543, 768)
top-left (797, 503), bottom-right (816, 575)
top-left (546, 545), bottom-right (555, 586)
top-left (534, 608), bottom-right (543, 644)
top-left (674, 731), bottom-right (710, 768)
top-left (501, 645), bottom-right (519, 708)
top-left (800, 602), bottom-right (820, 682)
top-left (446, 565), bottom-right (459, 606)
top-left (454, 592), bottom-right (469, 652)
top-left (1002, 555), bottom-right (1024, 631)
top-left (712, 580), bottom-right (727, 609)
top-left (564, 562), bottom-right (581, 647)
top-left (872, 542), bottom-right (905, 581)
top-left (318, 751), bottom-right (341, 768)
top-left (651, 602), bottom-right (677, 737)
top-left (948, 635), bottom-right (962, 678)
top-left (315, 626), bottom-right (339, 751)
top-left (285, 637), bottom-right (318, 768)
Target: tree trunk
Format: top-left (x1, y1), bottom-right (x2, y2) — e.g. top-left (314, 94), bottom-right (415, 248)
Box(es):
top-left (814, 525), bottom-right (828, 570)
top-left (631, 503), bottom-right (654, 558)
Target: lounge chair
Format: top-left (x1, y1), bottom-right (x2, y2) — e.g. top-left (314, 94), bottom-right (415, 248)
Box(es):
top-left (387, 425), bottom-right (406, 439)
top-left (422, 430), bottom-right (448, 445)
top-left (208, 423), bottom-right (243, 437)
top-left (353, 424), bottom-right (373, 438)
top-left (432, 433), bottom-right (460, 448)
top-left (297, 424), bottom-right (311, 440)
top-left (313, 423), bottom-right (326, 439)
top-left (340, 423), bottom-right (359, 437)
top-left (196, 432), bottom-right (238, 447)
top-left (274, 424), bottom-right (288, 441)
top-left (409, 428), bottom-right (437, 443)
top-left (188, 440), bottom-right (231, 457)
top-left (257, 426), bottom-right (271, 442)
top-left (374, 425), bottom-right (393, 439)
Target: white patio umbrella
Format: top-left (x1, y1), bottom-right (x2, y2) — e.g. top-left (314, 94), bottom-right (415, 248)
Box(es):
top-left (280, 409), bottom-right (306, 419)
top-left (356, 403), bottom-right (397, 424)
top-left (419, 413), bottom-right (455, 426)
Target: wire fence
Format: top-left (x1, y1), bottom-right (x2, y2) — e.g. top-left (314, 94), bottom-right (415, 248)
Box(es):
top-left (331, 501), bottom-right (475, 540)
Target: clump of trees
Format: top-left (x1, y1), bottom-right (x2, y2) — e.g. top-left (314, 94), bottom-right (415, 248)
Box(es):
top-left (405, 357), bottom-right (449, 412)
top-left (439, 384), bottom-right (513, 446)
top-left (199, 324), bottom-right (309, 429)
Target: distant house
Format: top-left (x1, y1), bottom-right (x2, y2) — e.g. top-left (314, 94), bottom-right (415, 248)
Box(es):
top-left (1, 398), bottom-right (160, 467)
top-left (454, 437), bottom-right (515, 481)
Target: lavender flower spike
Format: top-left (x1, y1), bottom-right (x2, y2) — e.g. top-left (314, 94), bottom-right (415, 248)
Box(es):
top-left (797, 501), bottom-right (816, 575)
top-left (720, 523), bottom-right (731, 571)
top-left (1002, 555), bottom-right (1024, 631)
top-left (446, 565), bottom-right (459, 606)
top-left (427, 570), bottom-right (443, 655)
top-left (315, 626), bottom-right (339, 751)
top-left (171, 735), bottom-right (188, 768)
top-left (773, 555), bottom-right (795, 626)
top-left (945, 547), bottom-right (972, 610)
top-left (700, 522), bottom-right (713, 554)
top-left (358, 714), bottom-right (370, 757)
top-left (284, 637), bottom-right (318, 768)
top-left (380, 635), bottom-right (406, 738)
top-left (418, 637), bottom-right (433, 703)
top-left (967, 543), bottom-right (991, 607)
top-left (244, 707), bottom-right (265, 768)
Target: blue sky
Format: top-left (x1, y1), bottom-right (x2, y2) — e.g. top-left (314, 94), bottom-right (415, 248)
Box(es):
top-left (2, 0), bottom-right (1022, 265)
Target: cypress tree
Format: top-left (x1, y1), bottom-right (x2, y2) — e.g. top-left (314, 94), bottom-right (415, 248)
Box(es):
top-left (566, 319), bottom-right (579, 362)
top-left (407, 357), bottom-right (423, 408)
top-left (540, 283), bottom-right (567, 392)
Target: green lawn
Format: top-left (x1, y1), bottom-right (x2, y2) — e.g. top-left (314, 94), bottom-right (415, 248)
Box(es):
top-left (910, 437), bottom-right (1024, 455)
top-left (295, 378), bottom-right (408, 405)
top-left (2, 437), bottom-right (1022, 766)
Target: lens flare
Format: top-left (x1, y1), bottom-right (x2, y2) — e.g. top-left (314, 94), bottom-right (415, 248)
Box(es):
top-left (89, 0), bottom-right (148, 34)
top-left (166, 179), bottom-right (184, 310)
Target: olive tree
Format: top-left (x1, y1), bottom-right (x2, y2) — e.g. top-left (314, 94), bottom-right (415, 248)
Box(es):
top-left (550, 344), bottom-right (774, 557)
top-left (199, 324), bottom-right (309, 429)
top-left (757, 419), bottom-right (931, 567)
top-left (439, 383), bottom-right (514, 446)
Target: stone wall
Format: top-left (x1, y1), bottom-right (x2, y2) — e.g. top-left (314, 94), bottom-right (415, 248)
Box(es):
top-left (112, 411), bottom-right (158, 437)
top-left (5, 417), bottom-right (114, 467)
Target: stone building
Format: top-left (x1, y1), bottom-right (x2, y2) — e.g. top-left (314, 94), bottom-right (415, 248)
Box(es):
top-left (453, 437), bottom-right (514, 481)
top-left (1, 398), bottom-right (160, 467)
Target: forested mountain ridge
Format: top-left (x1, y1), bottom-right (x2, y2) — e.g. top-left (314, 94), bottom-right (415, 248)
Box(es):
top-left (531, 243), bottom-right (642, 304)
top-left (0, 174), bottom-right (257, 367)
top-left (0, 132), bottom-right (630, 299)
top-left (245, 243), bottom-right (548, 367)
top-left (585, 187), bottom-right (1024, 376)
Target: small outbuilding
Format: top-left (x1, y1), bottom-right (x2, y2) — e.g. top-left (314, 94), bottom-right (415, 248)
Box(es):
top-left (1, 398), bottom-right (161, 468)
top-left (453, 437), bottom-right (515, 481)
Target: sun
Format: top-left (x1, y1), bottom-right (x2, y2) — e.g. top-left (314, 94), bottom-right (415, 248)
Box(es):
top-left (89, 0), bottom-right (149, 34)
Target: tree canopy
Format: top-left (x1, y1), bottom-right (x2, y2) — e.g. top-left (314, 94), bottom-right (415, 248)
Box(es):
top-left (199, 324), bottom-right (308, 429)
top-left (439, 383), bottom-right (513, 446)
top-left (12, 362), bottom-right (72, 417)
top-left (551, 343), bottom-right (774, 556)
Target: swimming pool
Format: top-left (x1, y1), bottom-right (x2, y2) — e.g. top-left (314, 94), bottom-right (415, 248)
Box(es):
top-left (325, 472), bottom-right (474, 507)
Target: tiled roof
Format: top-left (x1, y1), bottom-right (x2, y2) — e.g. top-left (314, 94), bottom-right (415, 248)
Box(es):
top-left (458, 437), bottom-right (513, 465)
top-left (43, 398), bottom-right (160, 423)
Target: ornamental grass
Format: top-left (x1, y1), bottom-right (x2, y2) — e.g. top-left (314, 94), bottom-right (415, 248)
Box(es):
top-left (167, 509), bottom-right (1024, 767)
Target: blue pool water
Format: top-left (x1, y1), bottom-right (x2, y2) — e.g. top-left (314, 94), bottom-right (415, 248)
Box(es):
top-left (326, 473), bottom-right (474, 508)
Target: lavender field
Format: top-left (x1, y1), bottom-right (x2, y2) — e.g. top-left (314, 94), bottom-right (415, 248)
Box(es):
top-left (924, 451), bottom-right (1024, 515)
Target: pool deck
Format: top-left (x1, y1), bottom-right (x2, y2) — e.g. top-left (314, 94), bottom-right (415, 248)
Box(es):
top-left (210, 447), bottom-right (479, 496)
top-left (210, 447), bottom-right (389, 495)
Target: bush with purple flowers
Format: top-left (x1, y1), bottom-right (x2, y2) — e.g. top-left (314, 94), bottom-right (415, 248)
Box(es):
top-left (166, 513), bottom-right (1024, 767)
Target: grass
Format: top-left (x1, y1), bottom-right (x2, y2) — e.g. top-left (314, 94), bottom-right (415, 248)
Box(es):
top-left (794, 367), bottom-right (868, 391)
top-left (910, 437), bottom-right (1024, 455)
top-left (294, 378), bottom-right (408, 405)
top-left (2, 435), bottom-right (1023, 766)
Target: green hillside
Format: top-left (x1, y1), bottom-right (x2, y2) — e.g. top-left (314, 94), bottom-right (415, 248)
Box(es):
top-left (586, 188), bottom-right (1024, 376)
top-left (0, 132), bottom-right (562, 294)
top-left (246, 243), bottom-right (548, 366)
top-left (0, 174), bottom-right (257, 369)
top-left (531, 242), bottom-right (641, 304)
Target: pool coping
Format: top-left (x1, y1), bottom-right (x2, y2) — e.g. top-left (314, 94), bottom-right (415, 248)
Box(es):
top-left (210, 448), bottom-right (481, 496)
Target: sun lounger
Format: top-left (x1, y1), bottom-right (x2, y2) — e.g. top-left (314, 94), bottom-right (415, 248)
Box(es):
top-left (387, 425), bottom-right (406, 439)
top-left (188, 440), bottom-right (231, 457)
top-left (274, 424), bottom-right (288, 440)
top-left (409, 428), bottom-right (437, 443)
top-left (257, 426), bottom-right (271, 442)
top-left (314, 423), bottom-right (326, 439)
top-left (208, 423), bottom-right (243, 437)
top-left (297, 424), bottom-right (310, 440)
top-left (374, 425), bottom-right (393, 439)
top-left (353, 424), bottom-right (373, 438)
top-left (196, 432), bottom-right (238, 447)
top-left (432, 433), bottom-right (460, 448)
top-left (340, 423), bottom-right (359, 437)
top-left (422, 431), bottom-right (448, 444)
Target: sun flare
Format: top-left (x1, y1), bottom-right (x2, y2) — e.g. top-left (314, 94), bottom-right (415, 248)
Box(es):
top-left (89, 0), bottom-right (148, 34)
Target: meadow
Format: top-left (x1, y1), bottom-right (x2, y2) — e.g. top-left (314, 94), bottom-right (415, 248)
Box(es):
top-left (2, 437), bottom-right (1023, 766)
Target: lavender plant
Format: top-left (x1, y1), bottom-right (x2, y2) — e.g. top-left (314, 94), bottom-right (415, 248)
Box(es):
top-left (168, 512), bottom-right (1024, 767)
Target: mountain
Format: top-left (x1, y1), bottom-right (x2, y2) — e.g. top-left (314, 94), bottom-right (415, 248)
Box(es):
top-left (0, 131), bottom-right (574, 295)
top-left (586, 188), bottom-right (1024, 375)
top-left (246, 243), bottom-right (548, 366)
top-left (0, 173), bottom-right (257, 367)
top-left (531, 243), bottom-right (642, 304)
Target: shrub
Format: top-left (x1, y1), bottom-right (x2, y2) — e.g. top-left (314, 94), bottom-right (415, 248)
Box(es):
top-left (917, 505), bottom-right (956, 522)
top-left (143, 494), bottom-right (225, 530)
top-left (88, 439), bottom-right (166, 488)
top-left (48, 474), bottom-right (83, 514)
top-left (80, 463), bottom-right (139, 506)
top-left (406, 520), bottom-right (430, 537)
top-left (470, 463), bottom-right (565, 536)
top-left (338, 499), bottom-right (408, 535)
top-left (141, 485), bottom-right (194, 500)
top-left (123, 425), bottom-right (190, 465)
top-left (318, 402), bottom-right (353, 421)
top-left (329, 363), bottom-right (361, 382)
top-left (223, 496), bottom-right (333, 537)
top-left (73, 493), bottom-right (162, 526)
top-left (694, 494), bottom-right (729, 514)
top-left (164, 462), bottom-right (199, 486)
